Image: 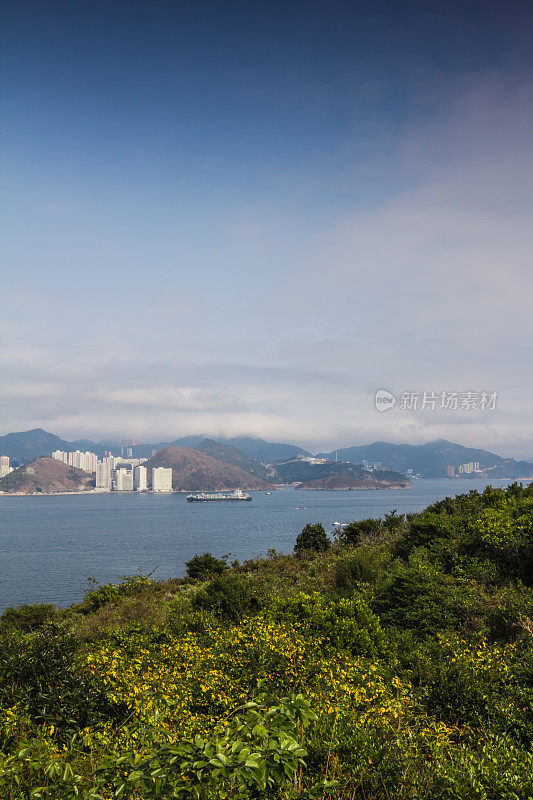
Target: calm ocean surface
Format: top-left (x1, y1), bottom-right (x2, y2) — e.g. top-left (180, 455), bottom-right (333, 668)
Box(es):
top-left (0, 478), bottom-right (519, 611)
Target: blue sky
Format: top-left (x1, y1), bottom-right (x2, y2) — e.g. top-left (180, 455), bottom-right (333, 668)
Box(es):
top-left (2, 0), bottom-right (533, 457)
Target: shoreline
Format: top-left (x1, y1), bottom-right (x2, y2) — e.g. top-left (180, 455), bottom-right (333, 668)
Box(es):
top-left (1, 476), bottom-right (527, 497)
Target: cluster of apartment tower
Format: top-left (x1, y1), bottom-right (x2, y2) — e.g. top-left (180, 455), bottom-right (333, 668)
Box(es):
top-left (51, 450), bottom-right (172, 492)
top-left (446, 461), bottom-right (481, 477)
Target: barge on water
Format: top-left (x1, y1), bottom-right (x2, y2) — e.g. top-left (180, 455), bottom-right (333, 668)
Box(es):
top-left (186, 489), bottom-right (252, 502)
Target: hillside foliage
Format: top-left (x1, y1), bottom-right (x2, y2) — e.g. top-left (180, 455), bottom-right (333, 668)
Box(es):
top-left (1, 483), bottom-right (532, 798)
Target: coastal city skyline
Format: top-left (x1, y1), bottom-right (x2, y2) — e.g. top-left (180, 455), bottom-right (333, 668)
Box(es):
top-left (2, 425), bottom-right (530, 492)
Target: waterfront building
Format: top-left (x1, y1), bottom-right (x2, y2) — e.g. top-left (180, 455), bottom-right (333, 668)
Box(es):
top-left (67, 450), bottom-right (98, 472)
top-left (152, 466), bottom-right (172, 492)
top-left (133, 465), bottom-right (148, 491)
top-left (84, 452), bottom-right (98, 472)
top-left (115, 467), bottom-right (133, 491)
top-left (459, 461), bottom-right (481, 475)
top-left (68, 450), bottom-right (81, 468)
top-left (95, 460), bottom-right (112, 491)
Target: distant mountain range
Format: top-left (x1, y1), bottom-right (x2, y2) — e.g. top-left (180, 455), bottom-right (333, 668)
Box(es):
top-left (0, 429), bottom-right (109, 462)
top-left (0, 428), bottom-right (309, 466)
top-left (129, 436), bottom-right (311, 464)
top-left (317, 439), bottom-right (533, 479)
top-left (0, 428), bottom-right (532, 481)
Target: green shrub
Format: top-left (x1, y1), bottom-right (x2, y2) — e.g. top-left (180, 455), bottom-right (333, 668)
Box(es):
top-left (185, 552), bottom-right (228, 580)
top-left (334, 546), bottom-right (391, 593)
top-left (411, 633), bottom-right (519, 727)
top-left (0, 625), bottom-right (128, 740)
top-left (0, 602), bottom-right (58, 632)
top-left (270, 592), bottom-right (387, 658)
top-left (336, 517), bottom-right (383, 546)
top-left (76, 595), bottom-right (167, 641)
top-left (294, 523), bottom-right (330, 553)
top-left (468, 505), bottom-right (533, 582)
top-left (372, 553), bottom-right (485, 637)
top-left (192, 574), bottom-right (263, 620)
top-left (395, 511), bottom-right (460, 561)
top-left (93, 689), bottom-right (336, 800)
top-left (83, 574), bottom-right (156, 612)
top-left (484, 584), bottom-right (533, 642)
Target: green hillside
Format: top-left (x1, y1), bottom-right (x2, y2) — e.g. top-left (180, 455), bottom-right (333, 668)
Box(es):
top-left (318, 439), bottom-right (533, 478)
top-left (1, 483), bottom-right (532, 798)
top-left (195, 438), bottom-right (274, 482)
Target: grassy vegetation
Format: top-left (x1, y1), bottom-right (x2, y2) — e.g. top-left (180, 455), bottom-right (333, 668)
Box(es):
top-left (1, 483), bottom-right (532, 798)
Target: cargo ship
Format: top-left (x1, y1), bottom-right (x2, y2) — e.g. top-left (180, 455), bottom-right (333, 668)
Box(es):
top-left (186, 489), bottom-right (252, 502)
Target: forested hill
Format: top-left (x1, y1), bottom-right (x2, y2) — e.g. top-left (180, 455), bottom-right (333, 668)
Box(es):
top-left (1, 482), bottom-right (532, 799)
top-left (318, 439), bottom-right (533, 478)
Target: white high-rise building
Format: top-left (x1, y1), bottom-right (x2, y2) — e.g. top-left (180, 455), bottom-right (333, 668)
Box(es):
top-left (67, 450), bottom-right (98, 472)
top-left (85, 452), bottom-right (98, 473)
top-left (52, 450), bottom-right (69, 464)
top-left (459, 461), bottom-right (481, 474)
top-left (133, 465), bottom-right (148, 491)
top-left (152, 467), bottom-right (172, 493)
top-left (68, 450), bottom-right (82, 468)
top-left (0, 456), bottom-right (13, 478)
top-left (95, 460), bottom-right (112, 491)
top-left (115, 468), bottom-right (133, 491)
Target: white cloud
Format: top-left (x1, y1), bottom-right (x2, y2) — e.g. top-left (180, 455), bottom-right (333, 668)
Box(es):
top-left (1, 76), bottom-right (532, 458)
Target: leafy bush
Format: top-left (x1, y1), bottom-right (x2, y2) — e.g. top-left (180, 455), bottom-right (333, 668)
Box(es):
top-left (468, 505), bottom-right (533, 581)
top-left (83, 574), bottom-right (156, 612)
top-left (395, 511), bottom-right (460, 561)
top-left (411, 634), bottom-right (518, 727)
top-left (76, 595), bottom-right (167, 640)
top-left (294, 523), bottom-right (330, 553)
top-left (336, 517), bottom-right (383, 546)
top-left (185, 552), bottom-right (228, 580)
top-left (334, 546), bottom-right (391, 593)
top-left (0, 602), bottom-right (58, 632)
top-left (94, 690), bottom-right (336, 800)
top-left (371, 553), bottom-right (484, 636)
top-left (192, 573), bottom-right (263, 620)
top-left (0, 625), bottom-right (128, 741)
top-left (270, 592), bottom-right (387, 658)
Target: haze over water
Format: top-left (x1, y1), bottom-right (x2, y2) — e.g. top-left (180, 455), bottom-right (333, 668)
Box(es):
top-left (0, 478), bottom-right (517, 611)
